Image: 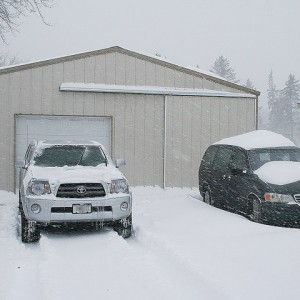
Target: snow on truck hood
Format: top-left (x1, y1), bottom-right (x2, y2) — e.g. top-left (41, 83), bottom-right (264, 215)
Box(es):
top-left (254, 161), bottom-right (300, 185)
top-left (27, 164), bottom-right (124, 185)
top-left (214, 130), bottom-right (295, 150)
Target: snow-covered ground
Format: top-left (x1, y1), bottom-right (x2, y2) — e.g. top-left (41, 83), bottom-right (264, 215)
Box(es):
top-left (1, 187), bottom-right (300, 300)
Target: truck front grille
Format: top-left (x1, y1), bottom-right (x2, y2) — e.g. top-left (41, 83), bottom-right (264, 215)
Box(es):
top-left (51, 206), bottom-right (112, 213)
top-left (294, 194), bottom-right (300, 204)
top-left (56, 183), bottom-right (106, 198)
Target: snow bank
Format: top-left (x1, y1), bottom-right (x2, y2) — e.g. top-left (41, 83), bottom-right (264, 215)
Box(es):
top-left (214, 130), bottom-right (295, 150)
top-left (254, 161), bottom-right (300, 185)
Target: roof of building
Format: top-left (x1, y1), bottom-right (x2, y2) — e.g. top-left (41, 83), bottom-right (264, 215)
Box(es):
top-left (0, 46), bottom-right (260, 96)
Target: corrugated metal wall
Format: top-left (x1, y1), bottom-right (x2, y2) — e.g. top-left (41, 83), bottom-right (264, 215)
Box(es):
top-left (0, 49), bottom-right (257, 191)
top-left (165, 96), bottom-right (256, 187)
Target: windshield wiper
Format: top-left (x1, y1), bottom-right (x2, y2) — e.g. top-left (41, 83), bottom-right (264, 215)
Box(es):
top-left (76, 148), bottom-right (86, 165)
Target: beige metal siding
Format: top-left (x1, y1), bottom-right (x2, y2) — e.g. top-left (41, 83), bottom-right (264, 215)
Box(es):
top-left (110, 94), bottom-right (164, 187)
top-left (165, 96), bottom-right (256, 187)
top-left (0, 74), bottom-right (10, 190)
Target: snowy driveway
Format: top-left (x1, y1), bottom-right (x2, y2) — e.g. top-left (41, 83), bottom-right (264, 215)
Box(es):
top-left (1, 187), bottom-right (300, 300)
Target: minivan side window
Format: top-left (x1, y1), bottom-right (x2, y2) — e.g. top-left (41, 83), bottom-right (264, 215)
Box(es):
top-left (231, 149), bottom-right (249, 170)
top-left (202, 146), bottom-right (218, 168)
top-left (212, 147), bottom-right (234, 172)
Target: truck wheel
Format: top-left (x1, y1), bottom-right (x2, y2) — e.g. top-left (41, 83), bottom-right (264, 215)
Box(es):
top-left (20, 208), bottom-right (41, 243)
top-left (114, 214), bottom-right (132, 239)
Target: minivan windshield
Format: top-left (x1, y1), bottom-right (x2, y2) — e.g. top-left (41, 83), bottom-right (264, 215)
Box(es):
top-left (248, 148), bottom-right (300, 170)
top-left (33, 145), bottom-right (107, 167)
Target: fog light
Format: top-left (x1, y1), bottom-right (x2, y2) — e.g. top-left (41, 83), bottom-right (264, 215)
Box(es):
top-left (120, 202), bottom-right (129, 211)
top-left (31, 204), bottom-right (41, 214)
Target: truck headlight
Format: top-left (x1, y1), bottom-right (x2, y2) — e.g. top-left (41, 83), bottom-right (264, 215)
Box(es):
top-left (109, 179), bottom-right (129, 194)
top-left (264, 193), bottom-right (294, 203)
top-left (28, 179), bottom-right (51, 196)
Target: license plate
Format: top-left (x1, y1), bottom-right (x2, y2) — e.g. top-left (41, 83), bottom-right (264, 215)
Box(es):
top-left (72, 204), bottom-right (92, 214)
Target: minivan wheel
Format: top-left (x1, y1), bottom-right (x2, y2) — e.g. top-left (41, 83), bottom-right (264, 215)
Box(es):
top-left (204, 190), bottom-right (212, 205)
top-left (251, 197), bottom-right (262, 224)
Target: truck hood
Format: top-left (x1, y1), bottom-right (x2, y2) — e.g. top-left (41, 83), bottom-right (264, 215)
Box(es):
top-left (254, 161), bottom-right (300, 185)
top-left (26, 164), bottom-right (125, 186)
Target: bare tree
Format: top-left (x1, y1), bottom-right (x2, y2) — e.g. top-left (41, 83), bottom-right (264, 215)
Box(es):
top-left (0, 52), bottom-right (19, 66)
top-left (0, 0), bottom-right (53, 42)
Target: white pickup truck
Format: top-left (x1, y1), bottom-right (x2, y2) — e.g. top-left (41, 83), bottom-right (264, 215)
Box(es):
top-left (18, 140), bottom-right (132, 242)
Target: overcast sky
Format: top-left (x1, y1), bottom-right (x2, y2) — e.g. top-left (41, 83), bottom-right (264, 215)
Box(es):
top-left (1, 0), bottom-right (300, 108)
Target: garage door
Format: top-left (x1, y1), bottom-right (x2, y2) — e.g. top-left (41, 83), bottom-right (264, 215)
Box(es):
top-left (15, 115), bottom-right (112, 186)
top-left (16, 115), bottom-right (112, 160)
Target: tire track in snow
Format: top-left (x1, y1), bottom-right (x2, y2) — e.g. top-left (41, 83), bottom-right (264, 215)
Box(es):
top-left (0, 198), bottom-right (46, 300)
top-left (129, 225), bottom-right (230, 300)
top-left (36, 228), bottom-right (188, 300)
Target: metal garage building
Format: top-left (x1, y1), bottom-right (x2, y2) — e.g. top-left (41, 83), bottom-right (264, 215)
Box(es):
top-left (0, 46), bottom-right (260, 191)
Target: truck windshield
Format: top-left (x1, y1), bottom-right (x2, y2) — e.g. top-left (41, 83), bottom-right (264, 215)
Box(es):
top-left (33, 145), bottom-right (106, 167)
top-left (248, 148), bottom-right (300, 171)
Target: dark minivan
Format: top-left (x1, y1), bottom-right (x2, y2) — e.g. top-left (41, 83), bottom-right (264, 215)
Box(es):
top-left (198, 130), bottom-right (300, 227)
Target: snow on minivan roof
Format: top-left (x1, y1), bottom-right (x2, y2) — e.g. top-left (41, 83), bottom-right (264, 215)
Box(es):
top-left (214, 130), bottom-right (296, 150)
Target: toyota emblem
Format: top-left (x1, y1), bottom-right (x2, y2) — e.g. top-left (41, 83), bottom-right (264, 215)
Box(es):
top-left (76, 185), bottom-right (86, 194)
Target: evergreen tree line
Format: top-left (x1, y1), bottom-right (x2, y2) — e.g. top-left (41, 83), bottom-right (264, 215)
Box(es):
top-left (267, 71), bottom-right (300, 143)
top-left (210, 56), bottom-right (300, 144)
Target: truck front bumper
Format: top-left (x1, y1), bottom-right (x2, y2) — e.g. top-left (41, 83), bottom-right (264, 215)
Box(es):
top-left (22, 192), bottom-right (132, 224)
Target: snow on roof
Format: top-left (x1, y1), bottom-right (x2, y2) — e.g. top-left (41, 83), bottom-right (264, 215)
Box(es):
top-left (123, 47), bottom-right (232, 83)
top-left (214, 130), bottom-right (296, 150)
top-left (187, 66), bottom-right (230, 82)
top-left (0, 46), bottom-right (227, 82)
top-left (37, 140), bottom-right (103, 147)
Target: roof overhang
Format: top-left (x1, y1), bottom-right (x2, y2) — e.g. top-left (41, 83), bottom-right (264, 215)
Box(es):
top-left (60, 83), bottom-right (256, 99)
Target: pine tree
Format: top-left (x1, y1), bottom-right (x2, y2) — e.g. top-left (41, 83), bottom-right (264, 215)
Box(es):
top-left (245, 79), bottom-right (255, 89)
top-left (281, 74), bottom-right (300, 140)
top-left (267, 71), bottom-right (280, 131)
top-left (210, 56), bottom-right (239, 83)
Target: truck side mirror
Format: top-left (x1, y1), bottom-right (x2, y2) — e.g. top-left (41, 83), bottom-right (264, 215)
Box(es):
top-left (15, 160), bottom-right (25, 169)
top-left (115, 158), bottom-right (126, 168)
